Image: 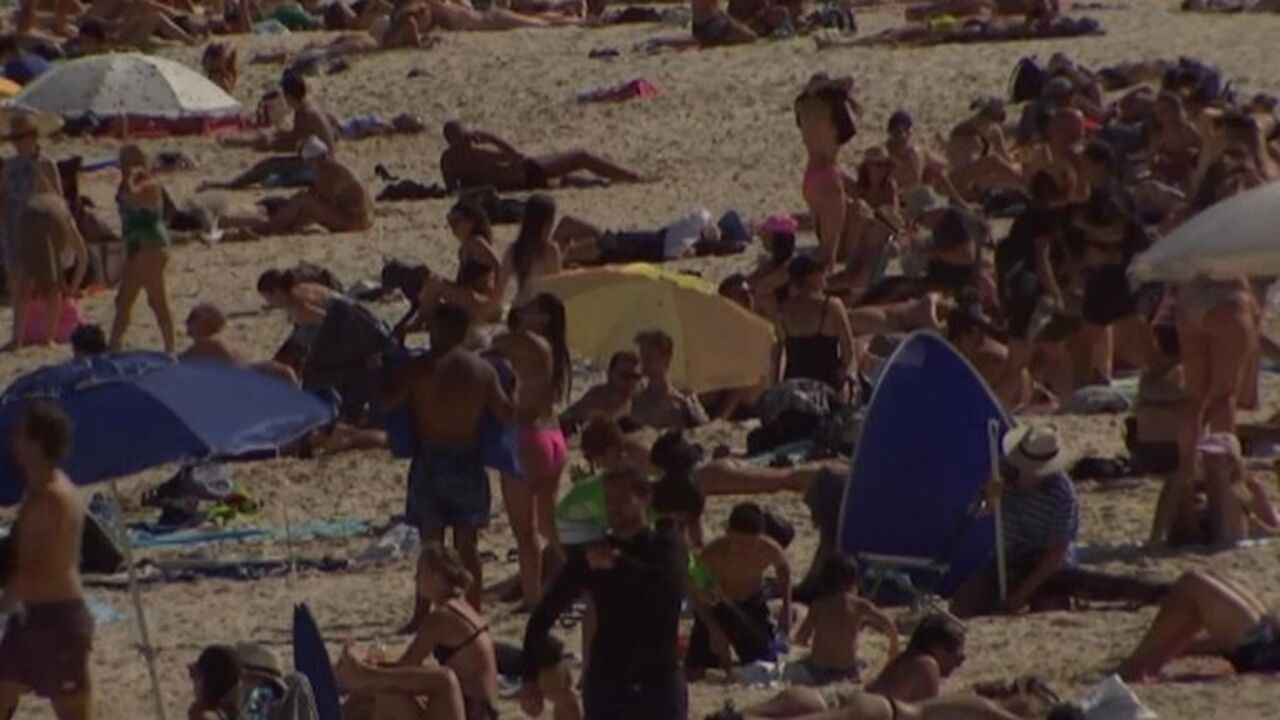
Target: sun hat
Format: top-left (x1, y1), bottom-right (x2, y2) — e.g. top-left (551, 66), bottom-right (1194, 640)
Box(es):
top-left (299, 135), bottom-right (330, 161)
top-left (1002, 425), bottom-right (1067, 477)
top-left (234, 642), bottom-right (286, 689)
top-left (758, 213), bottom-right (799, 236)
top-left (1196, 432), bottom-right (1241, 457)
top-left (905, 185), bottom-right (946, 222)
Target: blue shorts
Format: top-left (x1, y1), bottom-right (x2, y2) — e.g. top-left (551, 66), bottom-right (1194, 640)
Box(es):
top-left (405, 450), bottom-right (491, 534)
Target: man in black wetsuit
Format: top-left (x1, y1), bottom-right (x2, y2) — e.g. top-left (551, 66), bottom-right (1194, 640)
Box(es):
top-left (519, 466), bottom-right (689, 720)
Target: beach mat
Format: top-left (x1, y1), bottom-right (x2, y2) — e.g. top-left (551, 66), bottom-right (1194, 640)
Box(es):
top-left (293, 603), bottom-right (342, 720)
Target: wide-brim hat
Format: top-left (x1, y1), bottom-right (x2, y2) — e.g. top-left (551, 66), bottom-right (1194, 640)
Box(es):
top-left (1002, 425), bottom-right (1067, 478)
top-left (0, 107), bottom-right (63, 141)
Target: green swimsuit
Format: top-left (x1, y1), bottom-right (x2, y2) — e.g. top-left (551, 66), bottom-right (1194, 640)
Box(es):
top-left (119, 205), bottom-right (170, 254)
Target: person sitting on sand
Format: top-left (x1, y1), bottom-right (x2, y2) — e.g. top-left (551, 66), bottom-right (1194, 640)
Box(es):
top-left (951, 425), bottom-right (1168, 617)
top-left (778, 255), bottom-right (856, 395)
top-left (947, 302), bottom-right (1028, 409)
top-left (1118, 569), bottom-right (1280, 682)
top-left (381, 302), bottom-right (518, 623)
top-left (691, 0), bottom-right (758, 45)
top-left (560, 350), bottom-right (644, 433)
top-left (187, 645), bottom-right (245, 720)
top-left (946, 97), bottom-right (1012, 171)
top-left (883, 110), bottom-right (966, 205)
top-left (439, 120), bottom-right (643, 193)
top-left (181, 302), bottom-right (301, 384)
top-left (246, 137), bottom-right (375, 236)
top-left (213, 74), bottom-right (340, 187)
top-left (631, 329), bottom-right (709, 430)
top-left (417, 201), bottom-right (503, 324)
top-left (1162, 433), bottom-right (1279, 549)
top-left (792, 555), bottom-right (899, 686)
top-left (732, 612), bottom-right (963, 718)
top-left (343, 543), bottom-right (500, 720)
top-left (201, 41), bottom-right (238, 93)
top-left (1148, 92), bottom-right (1203, 190)
top-left (686, 502), bottom-right (793, 680)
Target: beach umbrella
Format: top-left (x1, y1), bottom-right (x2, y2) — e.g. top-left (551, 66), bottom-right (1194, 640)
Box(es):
top-left (0, 77), bottom-right (20, 99)
top-left (529, 263), bottom-right (776, 393)
top-left (12, 52), bottom-right (240, 118)
top-left (1130, 180), bottom-right (1280, 283)
top-left (0, 352), bottom-right (335, 720)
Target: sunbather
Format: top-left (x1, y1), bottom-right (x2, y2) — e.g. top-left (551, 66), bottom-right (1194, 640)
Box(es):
top-left (227, 138), bottom-right (375, 237)
top-left (553, 209), bottom-right (745, 266)
top-left (1118, 569), bottom-right (1280, 681)
top-left (427, 0), bottom-right (582, 31)
top-left (440, 121), bottom-right (643, 192)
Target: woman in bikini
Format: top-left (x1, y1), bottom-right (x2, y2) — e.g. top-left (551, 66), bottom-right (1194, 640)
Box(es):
top-left (493, 193), bottom-right (562, 315)
top-left (340, 543), bottom-right (498, 720)
top-left (1119, 569), bottom-right (1280, 682)
top-left (795, 73), bottom-right (859, 268)
top-left (109, 144), bottom-right (176, 353)
top-left (421, 201), bottom-right (503, 324)
top-left (1148, 92), bottom-right (1202, 190)
top-left (946, 98), bottom-right (1011, 172)
top-left (491, 293), bottom-right (572, 609)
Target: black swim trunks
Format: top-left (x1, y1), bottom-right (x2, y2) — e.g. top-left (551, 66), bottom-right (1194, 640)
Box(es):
top-left (0, 599), bottom-right (95, 698)
top-left (1225, 621), bottom-right (1280, 673)
top-left (1082, 264), bottom-right (1138, 326)
top-left (522, 159), bottom-right (550, 190)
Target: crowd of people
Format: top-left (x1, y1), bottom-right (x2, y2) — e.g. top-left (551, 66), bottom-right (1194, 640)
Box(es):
top-left (2, 1), bottom-right (1280, 719)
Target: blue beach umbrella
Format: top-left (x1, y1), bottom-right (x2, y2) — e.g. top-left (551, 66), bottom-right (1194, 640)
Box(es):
top-left (0, 351), bottom-right (335, 504)
top-left (0, 351), bottom-right (335, 720)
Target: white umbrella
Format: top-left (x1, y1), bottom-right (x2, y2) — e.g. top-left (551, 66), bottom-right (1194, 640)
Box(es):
top-left (1130, 180), bottom-right (1280, 283)
top-left (13, 53), bottom-right (240, 118)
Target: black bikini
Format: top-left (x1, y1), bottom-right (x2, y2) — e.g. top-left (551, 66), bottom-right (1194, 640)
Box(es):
top-left (433, 604), bottom-right (490, 667)
top-left (783, 300), bottom-right (843, 389)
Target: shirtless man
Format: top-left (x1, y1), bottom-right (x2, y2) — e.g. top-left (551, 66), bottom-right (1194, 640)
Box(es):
top-left (686, 502), bottom-right (791, 679)
top-left (220, 73), bottom-right (339, 157)
top-left (182, 302), bottom-right (300, 384)
top-left (884, 110), bottom-right (966, 205)
top-left (253, 138), bottom-right (375, 236)
top-left (631, 329), bottom-right (708, 430)
top-left (559, 350), bottom-right (643, 433)
top-left (439, 121), bottom-right (643, 192)
top-left (382, 302), bottom-right (518, 617)
top-left (0, 402), bottom-right (94, 720)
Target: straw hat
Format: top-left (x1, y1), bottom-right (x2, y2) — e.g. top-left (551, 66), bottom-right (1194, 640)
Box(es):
top-left (0, 108), bottom-right (63, 141)
top-left (234, 642), bottom-right (286, 690)
top-left (1002, 425), bottom-right (1067, 478)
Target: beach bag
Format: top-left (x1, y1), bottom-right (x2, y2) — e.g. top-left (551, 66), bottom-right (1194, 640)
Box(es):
top-left (1009, 57), bottom-right (1046, 104)
top-left (21, 295), bottom-right (83, 346)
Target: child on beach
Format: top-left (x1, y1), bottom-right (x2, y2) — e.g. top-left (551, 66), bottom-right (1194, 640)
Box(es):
top-left (792, 555), bottom-right (900, 685)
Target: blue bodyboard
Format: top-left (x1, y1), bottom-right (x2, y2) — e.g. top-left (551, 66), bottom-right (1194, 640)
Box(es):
top-left (292, 603), bottom-right (342, 720)
top-left (837, 332), bottom-right (1010, 598)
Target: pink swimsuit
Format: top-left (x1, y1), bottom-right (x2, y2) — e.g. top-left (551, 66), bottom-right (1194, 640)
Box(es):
top-left (803, 162), bottom-right (843, 209)
top-left (517, 426), bottom-right (567, 481)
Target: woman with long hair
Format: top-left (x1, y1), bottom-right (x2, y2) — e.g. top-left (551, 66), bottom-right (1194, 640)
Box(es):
top-left (422, 201), bottom-right (503, 323)
top-left (493, 194), bottom-right (561, 314)
top-left (795, 73), bottom-right (858, 269)
top-left (339, 543), bottom-right (496, 720)
top-left (491, 292), bottom-right (571, 609)
top-left (109, 144), bottom-right (176, 352)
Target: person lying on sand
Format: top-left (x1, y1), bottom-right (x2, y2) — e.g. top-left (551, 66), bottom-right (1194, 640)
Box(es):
top-left (710, 686), bottom-right (1079, 720)
top-left (686, 502), bottom-right (793, 680)
top-left (439, 121), bottom-right (644, 192)
top-left (1118, 569), bottom-right (1280, 681)
top-left (201, 41), bottom-right (238, 93)
top-left (737, 612), bottom-right (964, 716)
top-left (636, 0), bottom-right (757, 51)
top-left (426, 0), bottom-right (582, 31)
top-left (224, 138), bottom-right (375, 237)
top-left (553, 209), bottom-right (746, 266)
top-left (791, 555), bottom-right (899, 686)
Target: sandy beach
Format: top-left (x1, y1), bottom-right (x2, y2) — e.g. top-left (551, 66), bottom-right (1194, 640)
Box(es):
top-left (3, 2), bottom-right (1280, 718)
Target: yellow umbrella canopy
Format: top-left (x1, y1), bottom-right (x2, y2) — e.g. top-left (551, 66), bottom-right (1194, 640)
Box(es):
top-left (530, 263), bottom-right (776, 393)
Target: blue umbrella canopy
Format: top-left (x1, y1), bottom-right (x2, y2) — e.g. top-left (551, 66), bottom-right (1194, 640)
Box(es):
top-left (0, 352), bottom-right (335, 504)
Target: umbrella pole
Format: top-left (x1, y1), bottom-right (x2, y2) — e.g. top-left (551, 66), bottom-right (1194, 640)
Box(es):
top-left (280, 473), bottom-right (298, 592)
top-left (110, 479), bottom-right (168, 720)
top-left (987, 420), bottom-right (1009, 604)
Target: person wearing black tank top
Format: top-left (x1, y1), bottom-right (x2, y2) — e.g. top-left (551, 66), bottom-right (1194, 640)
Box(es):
top-left (778, 255), bottom-right (855, 395)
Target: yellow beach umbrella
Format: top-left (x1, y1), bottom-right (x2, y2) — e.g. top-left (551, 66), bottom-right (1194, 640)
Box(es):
top-left (0, 78), bottom-right (21, 98)
top-left (530, 263), bottom-right (776, 393)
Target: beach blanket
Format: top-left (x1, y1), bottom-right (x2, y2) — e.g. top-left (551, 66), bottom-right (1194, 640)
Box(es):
top-left (129, 519), bottom-right (371, 549)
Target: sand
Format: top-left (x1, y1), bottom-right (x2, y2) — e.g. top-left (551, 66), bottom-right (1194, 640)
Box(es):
top-left (3, 2), bottom-right (1280, 718)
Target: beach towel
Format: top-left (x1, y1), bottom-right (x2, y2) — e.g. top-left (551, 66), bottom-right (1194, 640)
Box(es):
top-left (576, 78), bottom-right (659, 103)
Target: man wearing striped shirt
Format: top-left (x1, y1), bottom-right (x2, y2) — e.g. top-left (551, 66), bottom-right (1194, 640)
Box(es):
top-left (952, 425), bottom-right (1166, 617)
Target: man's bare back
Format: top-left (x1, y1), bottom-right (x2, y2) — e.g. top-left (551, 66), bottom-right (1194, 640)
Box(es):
top-left (441, 145), bottom-right (528, 192)
top-left (8, 471), bottom-right (83, 605)
top-left (701, 534), bottom-right (786, 602)
top-left (400, 347), bottom-right (513, 450)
